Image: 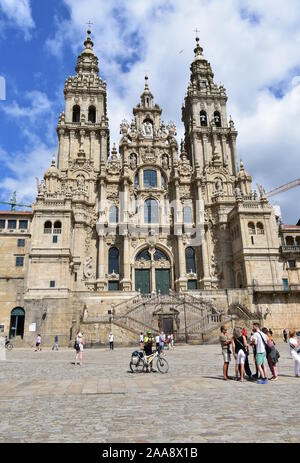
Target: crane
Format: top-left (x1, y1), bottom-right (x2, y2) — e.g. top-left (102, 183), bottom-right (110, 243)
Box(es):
top-left (267, 178), bottom-right (300, 198)
top-left (0, 191), bottom-right (32, 211)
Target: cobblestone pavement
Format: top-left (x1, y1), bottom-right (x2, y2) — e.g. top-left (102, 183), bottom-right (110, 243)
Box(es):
top-left (0, 342), bottom-right (299, 443)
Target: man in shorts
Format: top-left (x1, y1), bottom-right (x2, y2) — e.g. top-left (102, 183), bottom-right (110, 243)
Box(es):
top-left (219, 326), bottom-right (231, 380)
top-left (251, 323), bottom-right (268, 384)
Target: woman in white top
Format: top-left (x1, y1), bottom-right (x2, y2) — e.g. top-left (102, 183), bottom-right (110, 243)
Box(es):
top-left (75, 332), bottom-right (85, 366)
top-left (289, 330), bottom-right (300, 377)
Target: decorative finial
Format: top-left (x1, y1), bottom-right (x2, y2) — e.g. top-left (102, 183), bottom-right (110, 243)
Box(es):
top-left (193, 28), bottom-right (204, 60)
top-left (51, 154), bottom-right (56, 166)
top-left (86, 20), bottom-right (93, 34)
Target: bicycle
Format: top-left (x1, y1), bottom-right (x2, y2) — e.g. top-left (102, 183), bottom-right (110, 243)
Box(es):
top-left (5, 340), bottom-right (13, 350)
top-left (129, 350), bottom-right (169, 374)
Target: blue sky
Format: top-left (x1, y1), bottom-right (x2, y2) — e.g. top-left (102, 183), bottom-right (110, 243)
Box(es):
top-left (0, 0), bottom-right (300, 224)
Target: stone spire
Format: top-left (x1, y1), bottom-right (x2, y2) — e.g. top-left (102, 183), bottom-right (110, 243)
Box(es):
top-left (140, 75), bottom-right (154, 108)
top-left (75, 28), bottom-right (99, 75)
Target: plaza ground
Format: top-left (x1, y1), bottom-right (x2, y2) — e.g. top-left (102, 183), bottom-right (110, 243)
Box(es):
top-left (0, 342), bottom-right (299, 443)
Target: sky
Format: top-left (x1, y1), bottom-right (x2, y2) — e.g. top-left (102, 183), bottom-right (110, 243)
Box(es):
top-left (0, 0), bottom-right (299, 224)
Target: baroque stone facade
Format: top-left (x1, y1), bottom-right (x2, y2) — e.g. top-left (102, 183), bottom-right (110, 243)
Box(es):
top-left (1, 31), bottom-right (300, 345)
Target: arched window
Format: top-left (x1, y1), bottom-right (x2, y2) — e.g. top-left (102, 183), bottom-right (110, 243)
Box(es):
top-left (72, 105), bottom-right (80, 123)
top-left (154, 249), bottom-right (168, 261)
top-left (134, 173), bottom-right (139, 188)
top-left (136, 249), bottom-right (151, 261)
top-left (248, 222), bottom-right (256, 235)
top-left (143, 170), bottom-right (157, 187)
top-left (53, 221), bottom-right (62, 234)
top-left (185, 247), bottom-right (196, 273)
top-left (44, 221), bottom-right (52, 234)
top-left (109, 205), bottom-right (118, 224)
top-left (88, 105), bottom-right (96, 123)
top-left (200, 110), bottom-right (207, 126)
top-left (256, 222), bottom-right (264, 235)
top-left (214, 111), bottom-right (221, 127)
top-left (108, 247), bottom-right (119, 274)
top-left (183, 206), bottom-right (193, 224)
top-left (144, 198), bottom-right (158, 223)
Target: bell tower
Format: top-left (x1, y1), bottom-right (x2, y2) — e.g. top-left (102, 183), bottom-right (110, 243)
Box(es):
top-left (56, 28), bottom-right (109, 173)
top-left (182, 37), bottom-right (238, 182)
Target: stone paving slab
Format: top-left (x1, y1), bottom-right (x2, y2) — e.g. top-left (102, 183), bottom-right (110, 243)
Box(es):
top-left (0, 342), bottom-right (300, 442)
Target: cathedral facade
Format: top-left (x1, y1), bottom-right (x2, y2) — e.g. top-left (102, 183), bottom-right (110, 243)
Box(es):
top-left (1, 31), bottom-right (300, 346)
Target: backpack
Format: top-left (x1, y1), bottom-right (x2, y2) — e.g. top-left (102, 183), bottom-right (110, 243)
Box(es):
top-left (74, 339), bottom-right (80, 350)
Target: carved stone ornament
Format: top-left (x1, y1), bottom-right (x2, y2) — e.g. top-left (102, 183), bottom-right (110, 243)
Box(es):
top-left (83, 256), bottom-right (96, 280)
top-left (178, 154), bottom-right (192, 176)
top-left (141, 146), bottom-right (156, 164)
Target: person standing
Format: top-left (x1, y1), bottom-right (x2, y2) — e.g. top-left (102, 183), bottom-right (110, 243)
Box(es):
top-left (109, 332), bottom-right (114, 350)
top-left (35, 334), bottom-right (41, 352)
top-left (155, 333), bottom-right (160, 352)
top-left (262, 328), bottom-right (278, 381)
top-left (139, 332), bottom-right (144, 349)
top-left (232, 327), bottom-right (248, 382)
top-left (74, 332), bottom-right (84, 366)
top-left (283, 329), bottom-right (288, 343)
top-left (289, 330), bottom-right (300, 377)
top-left (242, 327), bottom-right (247, 339)
top-left (52, 335), bottom-right (58, 351)
top-left (251, 323), bottom-right (268, 384)
top-left (159, 331), bottom-right (165, 355)
top-left (219, 326), bottom-right (231, 380)
top-left (170, 333), bottom-right (174, 349)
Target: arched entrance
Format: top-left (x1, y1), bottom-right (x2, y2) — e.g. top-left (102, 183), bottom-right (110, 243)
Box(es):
top-left (134, 247), bottom-right (171, 295)
top-left (9, 307), bottom-right (25, 339)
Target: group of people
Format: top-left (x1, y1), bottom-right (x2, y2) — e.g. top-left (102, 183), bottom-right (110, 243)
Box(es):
top-left (139, 331), bottom-right (174, 354)
top-left (220, 323), bottom-right (300, 383)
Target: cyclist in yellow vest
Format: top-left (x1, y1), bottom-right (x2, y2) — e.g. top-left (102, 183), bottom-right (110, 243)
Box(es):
top-left (143, 330), bottom-right (155, 372)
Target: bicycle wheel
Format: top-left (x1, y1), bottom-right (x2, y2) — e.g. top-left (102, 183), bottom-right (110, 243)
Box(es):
top-left (156, 356), bottom-right (169, 374)
top-left (129, 358), bottom-right (145, 373)
top-left (7, 343), bottom-right (13, 351)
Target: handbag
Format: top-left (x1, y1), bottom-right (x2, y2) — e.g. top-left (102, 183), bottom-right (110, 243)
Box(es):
top-left (258, 332), bottom-right (272, 355)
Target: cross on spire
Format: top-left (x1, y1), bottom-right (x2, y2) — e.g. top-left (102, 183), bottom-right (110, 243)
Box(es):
top-left (86, 20), bottom-right (93, 31)
top-left (194, 28), bottom-right (200, 40)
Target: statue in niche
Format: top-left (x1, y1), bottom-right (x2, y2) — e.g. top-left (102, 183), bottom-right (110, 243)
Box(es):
top-left (162, 154), bottom-right (169, 170)
top-left (215, 178), bottom-right (223, 194)
top-left (38, 179), bottom-right (46, 194)
top-left (234, 186), bottom-right (242, 198)
top-left (130, 154), bottom-right (137, 169)
top-left (143, 121), bottom-right (153, 137)
top-left (76, 175), bottom-right (87, 194)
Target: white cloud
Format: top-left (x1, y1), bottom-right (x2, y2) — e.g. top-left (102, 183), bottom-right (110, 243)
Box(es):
top-left (20, 0), bottom-right (300, 223)
top-left (0, 0), bottom-right (35, 39)
top-left (2, 91), bottom-right (52, 122)
top-left (0, 142), bottom-right (55, 205)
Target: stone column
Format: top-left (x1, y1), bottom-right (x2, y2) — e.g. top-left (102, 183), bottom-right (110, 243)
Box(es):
top-left (221, 135), bottom-right (228, 166)
top-left (230, 134), bottom-right (238, 176)
top-left (69, 129), bottom-right (75, 162)
top-left (97, 233), bottom-right (107, 291)
top-left (175, 235), bottom-right (187, 292)
top-left (90, 130), bottom-right (95, 162)
top-left (121, 233), bottom-right (131, 291)
top-left (202, 134), bottom-right (208, 167)
top-left (57, 128), bottom-right (65, 170)
top-left (100, 130), bottom-right (107, 164)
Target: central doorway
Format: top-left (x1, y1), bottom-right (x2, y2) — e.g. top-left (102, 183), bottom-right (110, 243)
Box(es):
top-left (134, 247), bottom-right (172, 294)
top-left (155, 269), bottom-right (170, 295)
top-left (135, 269), bottom-right (150, 294)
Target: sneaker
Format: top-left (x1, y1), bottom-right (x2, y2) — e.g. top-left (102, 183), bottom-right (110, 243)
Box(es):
top-left (257, 378), bottom-right (267, 384)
